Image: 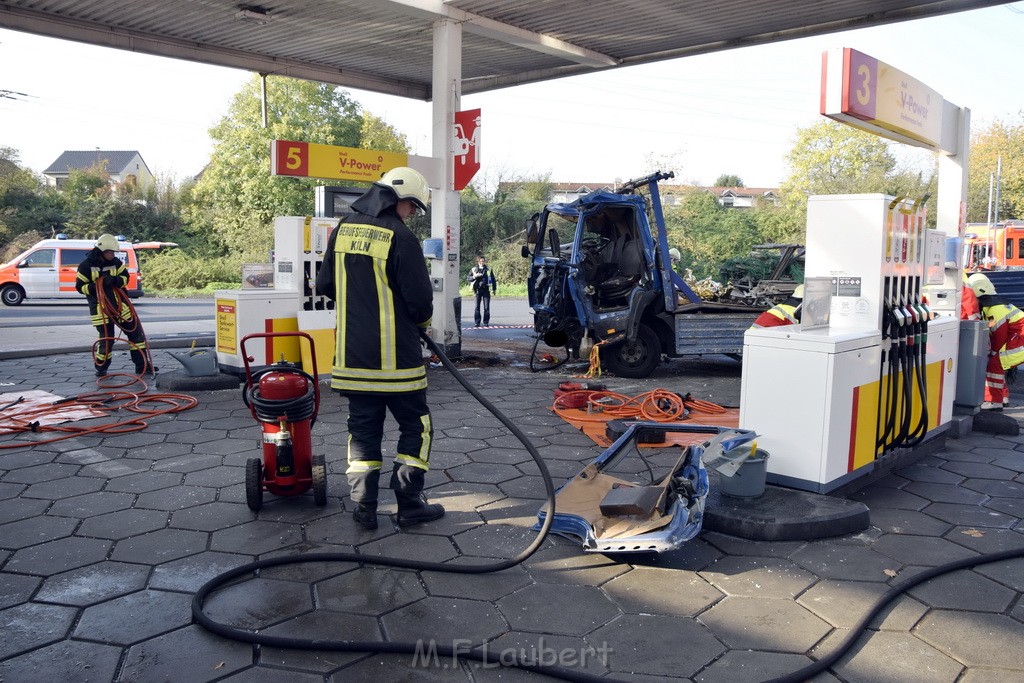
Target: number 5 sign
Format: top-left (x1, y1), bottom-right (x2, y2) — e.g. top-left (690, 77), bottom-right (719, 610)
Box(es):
top-left (453, 109), bottom-right (481, 191)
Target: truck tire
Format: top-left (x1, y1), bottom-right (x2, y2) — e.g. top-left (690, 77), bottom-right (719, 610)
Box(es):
top-left (602, 324), bottom-right (660, 378)
top-left (1, 285), bottom-right (25, 306)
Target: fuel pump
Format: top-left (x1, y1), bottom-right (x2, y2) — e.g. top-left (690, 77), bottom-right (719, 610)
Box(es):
top-left (740, 194), bottom-right (957, 493)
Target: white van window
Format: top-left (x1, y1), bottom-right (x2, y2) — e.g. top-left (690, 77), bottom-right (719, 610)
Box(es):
top-left (23, 249), bottom-right (55, 267)
top-left (60, 249), bottom-right (92, 268)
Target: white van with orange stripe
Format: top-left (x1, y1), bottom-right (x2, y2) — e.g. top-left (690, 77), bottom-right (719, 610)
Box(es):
top-left (0, 235), bottom-right (176, 306)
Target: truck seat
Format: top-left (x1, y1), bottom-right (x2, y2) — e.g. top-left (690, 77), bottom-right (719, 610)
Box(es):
top-left (596, 238), bottom-right (643, 305)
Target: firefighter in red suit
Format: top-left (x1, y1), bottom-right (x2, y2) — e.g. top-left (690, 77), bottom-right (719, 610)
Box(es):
top-left (961, 272), bottom-right (980, 321)
top-left (750, 284), bottom-right (803, 329)
top-left (968, 273), bottom-right (1024, 410)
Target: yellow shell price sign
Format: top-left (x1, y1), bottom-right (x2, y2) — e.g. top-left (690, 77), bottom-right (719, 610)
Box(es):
top-left (271, 140), bottom-right (409, 182)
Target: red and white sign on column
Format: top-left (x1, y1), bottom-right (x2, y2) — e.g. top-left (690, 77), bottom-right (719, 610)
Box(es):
top-left (453, 108), bottom-right (481, 191)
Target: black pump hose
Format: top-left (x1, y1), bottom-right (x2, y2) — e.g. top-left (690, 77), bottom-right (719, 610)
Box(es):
top-left (243, 366), bottom-right (318, 424)
top-left (193, 331), bottom-right (1024, 682)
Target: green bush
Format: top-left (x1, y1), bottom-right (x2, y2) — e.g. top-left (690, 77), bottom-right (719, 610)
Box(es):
top-left (141, 250), bottom-right (246, 291)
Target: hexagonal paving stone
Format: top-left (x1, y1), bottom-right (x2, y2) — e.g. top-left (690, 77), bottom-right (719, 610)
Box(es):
top-left (21, 475), bottom-right (104, 500)
top-left (427, 481), bottom-right (507, 510)
top-left (103, 470), bottom-right (183, 493)
top-left (477, 498), bottom-right (543, 528)
top-left (903, 481), bottom-right (989, 506)
top-left (871, 533), bottom-right (979, 566)
top-left (359, 532), bottom-right (460, 564)
top-left (76, 507), bottom-right (169, 539)
top-left (699, 596), bottom-right (831, 652)
top-left (46, 490), bottom-right (136, 518)
top-left (316, 568), bottom-right (426, 614)
top-left (848, 486), bottom-right (930, 511)
top-left (921, 502), bottom-right (1017, 528)
top-left (5, 536), bottom-right (112, 576)
top-left (0, 602), bottom-right (78, 659)
top-left (202, 576), bottom-right (314, 629)
top-left (498, 476), bottom-right (551, 500)
top-left (591, 613), bottom-right (725, 679)
top-left (170, 501), bottom-right (255, 531)
top-left (832, 631), bottom-right (963, 682)
top-left (120, 624), bottom-right (252, 682)
top-left (184, 465), bottom-right (246, 487)
top-left (699, 555), bottom-right (817, 598)
top-left (0, 572), bottom-right (41, 609)
top-left (1, 462), bottom-right (80, 484)
top-left (940, 460), bottom-right (1018, 480)
top-left (110, 528), bottom-right (208, 564)
top-left (259, 609), bottom-right (382, 673)
top-left (454, 524), bottom-right (549, 560)
top-left (152, 453), bottom-right (224, 473)
top-left (35, 561), bottom-right (150, 606)
top-left (0, 640), bottom-right (122, 683)
top-left (944, 526), bottom-right (1024, 555)
top-left (963, 477), bottom-right (1024, 498)
top-left (469, 632), bottom-right (612, 679)
top-left (0, 514), bottom-right (78, 549)
top-left (304, 510), bottom-right (399, 545)
top-left (907, 570), bottom-right (1016, 612)
top-left (149, 551), bottom-right (254, 592)
top-left (330, 652), bottom-right (467, 681)
top-left (73, 588), bottom-right (193, 645)
top-left (421, 557), bottom-right (533, 601)
top-left (916, 610), bottom-right (1024, 669)
top-left (797, 580), bottom-right (927, 629)
top-left (521, 544), bottom-right (629, 586)
top-left (694, 650), bottom-right (816, 683)
top-left (894, 463), bottom-right (965, 484)
top-left (447, 462), bottom-right (523, 484)
top-left (210, 519), bottom-right (303, 555)
top-left (382, 595), bottom-right (508, 644)
top-left (868, 507), bottom-right (954, 536)
top-left (136, 484), bottom-right (218, 510)
top-left (974, 557), bottom-right (1024, 592)
top-left (468, 446), bottom-right (535, 465)
top-left (602, 566), bottom-right (724, 617)
top-left (496, 583), bottom-right (620, 636)
top-left (0, 450), bottom-right (55, 470)
top-left (78, 457), bottom-right (152, 479)
top-left (0, 497), bottom-right (50, 525)
top-left (789, 542), bottom-right (898, 582)
top-left (125, 441), bottom-right (195, 460)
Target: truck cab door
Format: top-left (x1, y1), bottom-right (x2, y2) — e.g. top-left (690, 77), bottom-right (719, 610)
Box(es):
top-left (17, 248), bottom-right (57, 297)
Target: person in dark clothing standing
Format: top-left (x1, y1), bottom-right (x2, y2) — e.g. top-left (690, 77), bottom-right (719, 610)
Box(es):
top-left (75, 234), bottom-right (151, 377)
top-left (468, 254), bottom-right (497, 326)
top-left (315, 167), bottom-right (444, 530)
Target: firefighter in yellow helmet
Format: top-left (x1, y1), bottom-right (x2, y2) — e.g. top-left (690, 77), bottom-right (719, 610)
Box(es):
top-left (315, 167), bottom-right (444, 530)
top-left (75, 234), bottom-right (151, 377)
top-left (750, 284), bottom-right (804, 329)
top-left (968, 273), bottom-right (1024, 410)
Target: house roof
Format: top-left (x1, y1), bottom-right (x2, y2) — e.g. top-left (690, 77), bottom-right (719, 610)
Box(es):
top-left (43, 150), bottom-right (146, 176)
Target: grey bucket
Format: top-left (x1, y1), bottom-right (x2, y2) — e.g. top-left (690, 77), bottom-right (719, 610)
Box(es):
top-left (718, 448), bottom-right (770, 498)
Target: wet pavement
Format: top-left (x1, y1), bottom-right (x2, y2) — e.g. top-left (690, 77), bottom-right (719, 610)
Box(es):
top-left (1, 337), bottom-right (1023, 682)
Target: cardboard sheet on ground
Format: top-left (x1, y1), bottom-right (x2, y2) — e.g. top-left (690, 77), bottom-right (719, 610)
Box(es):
top-left (0, 390), bottom-right (107, 432)
top-left (555, 406), bottom-right (741, 447)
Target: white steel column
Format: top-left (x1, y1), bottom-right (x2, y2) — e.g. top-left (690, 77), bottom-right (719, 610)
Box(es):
top-left (431, 18), bottom-right (462, 356)
top-left (937, 104), bottom-right (971, 236)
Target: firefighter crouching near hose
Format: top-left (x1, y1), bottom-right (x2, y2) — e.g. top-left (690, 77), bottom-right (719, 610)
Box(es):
top-left (315, 167), bottom-right (444, 530)
top-left (75, 234), bottom-right (150, 377)
top-left (967, 273), bottom-right (1024, 411)
top-left (750, 284), bottom-right (804, 329)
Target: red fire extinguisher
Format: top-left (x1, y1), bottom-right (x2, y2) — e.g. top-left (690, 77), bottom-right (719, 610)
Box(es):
top-left (240, 332), bottom-right (325, 511)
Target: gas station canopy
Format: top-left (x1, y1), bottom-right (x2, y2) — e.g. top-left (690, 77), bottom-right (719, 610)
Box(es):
top-left (0, 0), bottom-right (1007, 99)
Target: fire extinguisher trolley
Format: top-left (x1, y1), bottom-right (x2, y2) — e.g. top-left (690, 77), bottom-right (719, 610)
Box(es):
top-left (240, 332), bottom-right (326, 511)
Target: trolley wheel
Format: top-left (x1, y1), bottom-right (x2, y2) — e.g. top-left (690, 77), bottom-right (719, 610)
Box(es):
top-left (312, 453), bottom-right (327, 506)
top-left (245, 458), bottom-right (264, 511)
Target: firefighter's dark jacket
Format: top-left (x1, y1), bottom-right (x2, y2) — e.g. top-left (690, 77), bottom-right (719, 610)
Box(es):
top-left (75, 248), bottom-right (128, 317)
top-left (315, 184), bottom-right (433, 394)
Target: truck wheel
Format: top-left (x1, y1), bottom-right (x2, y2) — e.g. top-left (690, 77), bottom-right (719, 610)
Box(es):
top-left (1, 285), bottom-right (25, 306)
top-left (602, 324), bottom-right (660, 378)
top-left (245, 458), bottom-right (264, 511)
top-left (311, 453), bottom-right (327, 506)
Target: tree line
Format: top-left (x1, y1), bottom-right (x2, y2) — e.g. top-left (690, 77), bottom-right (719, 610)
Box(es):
top-left (2, 73), bottom-right (1023, 292)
